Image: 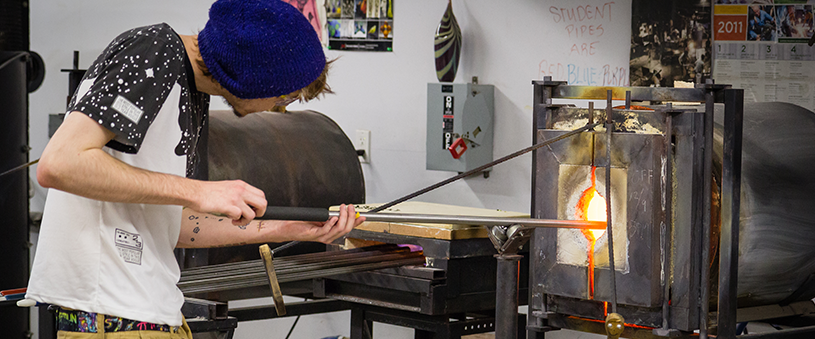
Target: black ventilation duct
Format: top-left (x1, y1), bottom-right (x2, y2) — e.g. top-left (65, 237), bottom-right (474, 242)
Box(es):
top-left (0, 0), bottom-right (30, 338)
top-left (0, 0), bottom-right (29, 51)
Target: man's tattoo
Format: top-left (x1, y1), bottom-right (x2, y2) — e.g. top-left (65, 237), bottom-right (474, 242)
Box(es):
top-left (257, 220), bottom-right (265, 233)
top-left (193, 227), bottom-right (200, 234)
top-left (190, 237), bottom-right (195, 242)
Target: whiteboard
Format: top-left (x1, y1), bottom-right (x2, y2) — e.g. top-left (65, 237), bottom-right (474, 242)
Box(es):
top-left (535, 0), bottom-right (632, 86)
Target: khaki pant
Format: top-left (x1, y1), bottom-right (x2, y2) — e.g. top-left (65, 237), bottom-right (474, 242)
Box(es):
top-left (57, 314), bottom-right (193, 339)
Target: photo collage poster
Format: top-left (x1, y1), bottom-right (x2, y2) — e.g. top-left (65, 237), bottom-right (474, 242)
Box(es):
top-left (325, 0), bottom-right (394, 51)
top-left (630, 0), bottom-right (712, 87)
top-left (713, 0), bottom-right (815, 110)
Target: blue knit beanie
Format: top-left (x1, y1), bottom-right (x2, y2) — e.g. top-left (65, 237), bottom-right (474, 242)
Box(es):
top-left (198, 0), bottom-right (326, 99)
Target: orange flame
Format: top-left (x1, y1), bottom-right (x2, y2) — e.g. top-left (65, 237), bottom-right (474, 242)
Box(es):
top-left (575, 167), bottom-right (608, 299)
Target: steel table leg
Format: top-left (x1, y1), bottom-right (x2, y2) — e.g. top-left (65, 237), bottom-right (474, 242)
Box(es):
top-left (496, 254), bottom-right (523, 339)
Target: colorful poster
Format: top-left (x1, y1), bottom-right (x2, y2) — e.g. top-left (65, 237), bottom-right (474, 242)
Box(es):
top-left (326, 0), bottom-right (394, 51)
top-left (713, 0), bottom-right (815, 110)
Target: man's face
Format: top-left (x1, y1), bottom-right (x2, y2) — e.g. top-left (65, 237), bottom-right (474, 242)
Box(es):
top-left (221, 91), bottom-right (298, 117)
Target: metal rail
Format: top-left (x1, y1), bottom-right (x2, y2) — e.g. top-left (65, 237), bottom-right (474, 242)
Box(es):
top-left (180, 245), bottom-right (406, 280)
top-left (179, 252), bottom-right (425, 295)
top-left (344, 212), bottom-right (607, 230)
top-left (539, 83), bottom-right (709, 102)
top-left (605, 90), bottom-right (619, 314)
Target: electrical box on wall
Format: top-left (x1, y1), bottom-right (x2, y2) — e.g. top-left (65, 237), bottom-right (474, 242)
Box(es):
top-left (426, 82), bottom-right (494, 175)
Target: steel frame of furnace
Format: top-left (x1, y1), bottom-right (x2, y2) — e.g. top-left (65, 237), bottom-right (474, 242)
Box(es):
top-left (523, 78), bottom-right (797, 339)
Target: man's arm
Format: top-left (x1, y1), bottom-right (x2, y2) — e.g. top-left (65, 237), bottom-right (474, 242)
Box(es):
top-left (38, 112), bottom-right (267, 224)
top-left (177, 204), bottom-right (365, 248)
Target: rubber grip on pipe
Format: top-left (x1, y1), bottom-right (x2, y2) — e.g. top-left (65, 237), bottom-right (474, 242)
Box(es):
top-left (260, 206), bottom-right (330, 221)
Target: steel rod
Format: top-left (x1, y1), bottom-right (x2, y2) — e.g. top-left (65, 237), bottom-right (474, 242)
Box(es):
top-left (180, 250), bottom-right (406, 283)
top-left (180, 245), bottom-right (404, 279)
top-left (331, 212), bottom-right (607, 230)
top-left (278, 255), bottom-right (423, 282)
top-left (699, 85), bottom-right (716, 339)
top-left (662, 106), bottom-right (675, 330)
top-left (0, 158), bottom-right (38, 178)
top-left (606, 90), bottom-right (618, 314)
top-left (180, 255), bottom-right (424, 292)
top-left (368, 122), bottom-right (603, 213)
top-left (179, 252), bottom-right (423, 288)
top-left (181, 249), bottom-right (420, 279)
top-left (181, 245), bottom-right (405, 277)
top-left (589, 102), bottom-right (595, 167)
top-left (179, 256), bottom-right (425, 295)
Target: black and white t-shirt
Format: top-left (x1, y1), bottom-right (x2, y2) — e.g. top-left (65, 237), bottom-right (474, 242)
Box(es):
top-left (27, 23), bottom-right (209, 326)
top-left (68, 23), bottom-right (209, 178)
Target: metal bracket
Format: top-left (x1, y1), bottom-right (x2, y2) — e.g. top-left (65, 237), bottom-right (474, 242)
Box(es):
top-left (529, 311), bottom-right (562, 333)
top-left (488, 224), bottom-right (533, 255)
top-left (532, 76), bottom-right (568, 87)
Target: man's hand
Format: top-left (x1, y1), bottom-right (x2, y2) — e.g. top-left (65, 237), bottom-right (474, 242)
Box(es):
top-left (191, 180), bottom-right (267, 226)
top-left (278, 204), bottom-right (365, 244)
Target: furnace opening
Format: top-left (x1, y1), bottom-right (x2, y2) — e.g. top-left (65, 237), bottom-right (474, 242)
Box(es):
top-left (575, 166), bottom-right (607, 241)
top-left (574, 166), bottom-right (608, 299)
top-left (555, 163), bottom-right (629, 291)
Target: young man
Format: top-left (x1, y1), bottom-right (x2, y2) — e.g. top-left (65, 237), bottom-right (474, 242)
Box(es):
top-left (26, 0), bottom-right (364, 337)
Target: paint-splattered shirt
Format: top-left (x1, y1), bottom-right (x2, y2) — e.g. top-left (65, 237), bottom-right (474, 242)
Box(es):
top-left (27, 23), bottom-right (208, 327)
top-left (67, 23), bottom-right (209, 178)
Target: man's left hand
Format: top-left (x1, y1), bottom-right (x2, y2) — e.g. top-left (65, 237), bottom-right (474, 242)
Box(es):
top-left (279, 204), bottom-right (365, 244)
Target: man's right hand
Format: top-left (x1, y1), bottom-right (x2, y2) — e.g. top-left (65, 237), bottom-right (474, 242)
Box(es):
top-left (191, 180), bottom-right (267, 226)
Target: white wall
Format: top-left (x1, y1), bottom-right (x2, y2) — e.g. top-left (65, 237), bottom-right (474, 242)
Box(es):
top-left (28, 1), bottom-right (627, 338)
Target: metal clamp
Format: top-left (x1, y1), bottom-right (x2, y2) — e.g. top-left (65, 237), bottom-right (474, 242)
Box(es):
top-left (488, 224), bottom-right (534, 256)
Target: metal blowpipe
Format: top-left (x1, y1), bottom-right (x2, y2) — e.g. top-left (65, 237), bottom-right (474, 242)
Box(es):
top-left (260, 206), bottom-right (606, 230)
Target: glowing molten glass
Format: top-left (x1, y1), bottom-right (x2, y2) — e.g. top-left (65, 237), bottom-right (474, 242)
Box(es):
top-left (584, 189), bottom-right (607, 239)
top-left (576, 167), bottom-right (608, 240)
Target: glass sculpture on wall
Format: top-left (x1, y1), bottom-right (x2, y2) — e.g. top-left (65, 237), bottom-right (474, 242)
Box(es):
top-left (434, 0), bottom-right (462, 82)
